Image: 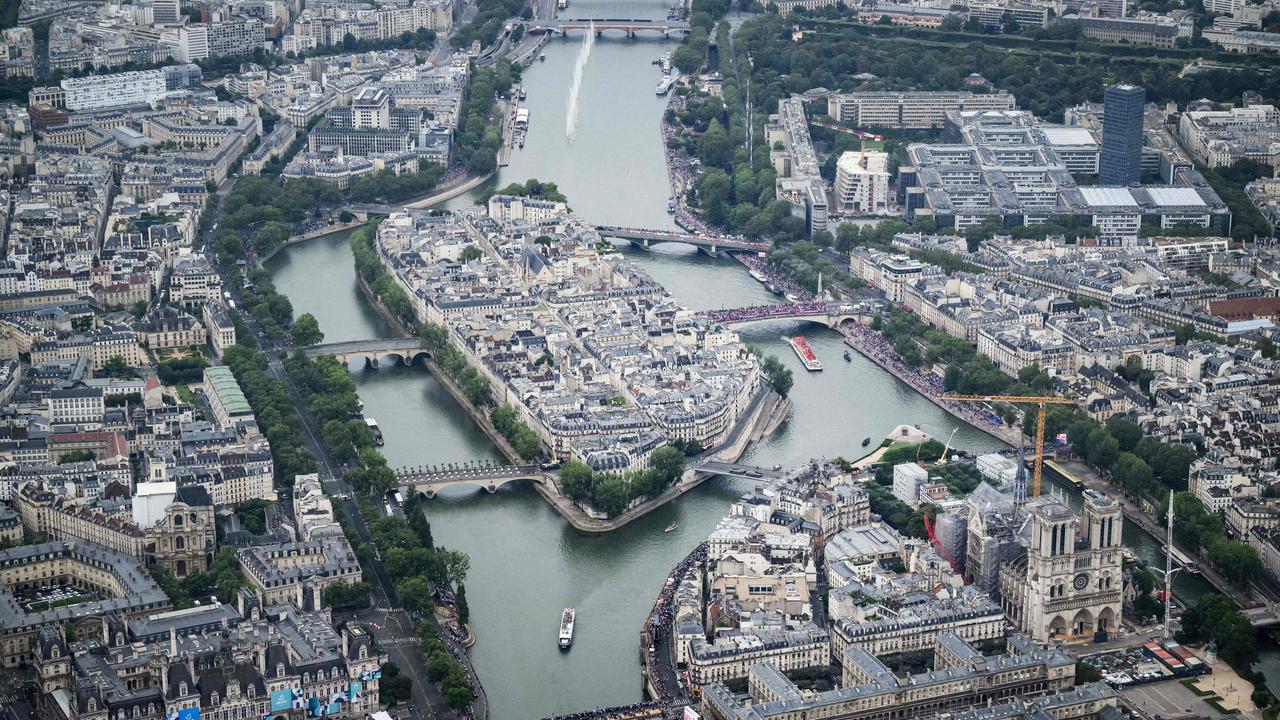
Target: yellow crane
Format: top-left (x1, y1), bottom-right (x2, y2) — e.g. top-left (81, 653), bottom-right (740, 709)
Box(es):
top-left (944, 395), bottom-right (1076, 497)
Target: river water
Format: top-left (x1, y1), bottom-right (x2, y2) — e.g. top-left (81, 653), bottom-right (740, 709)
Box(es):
top-left (266, 7), bottom-right (1275, 715)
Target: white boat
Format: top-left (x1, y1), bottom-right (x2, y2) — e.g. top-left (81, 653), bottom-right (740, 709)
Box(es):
top-left (749, 269), bottom-right (768, 283)
top-left (664, 522), bottom-right (678, 533)
top-left (559, 608), bottom-right (576, 650)
top-left (656, 72), bottom-right (678, 95)
top-left (365, 417), bottom-right (385, 446)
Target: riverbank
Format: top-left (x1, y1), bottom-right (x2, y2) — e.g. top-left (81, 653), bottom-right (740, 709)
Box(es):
top-left (1056, 456), bottom-right (1256, 609)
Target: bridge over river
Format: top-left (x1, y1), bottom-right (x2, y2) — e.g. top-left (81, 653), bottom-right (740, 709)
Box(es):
top-left (698, 302), bottom-right (866, 330)
top-left (301, 338), bottom-right (428, 367)
top-left (394, 458), bottom-right (781, 498)
top-left (597, 226), bottom-right (770, 256)
top-left (529, 18), bottom-right (690, 36)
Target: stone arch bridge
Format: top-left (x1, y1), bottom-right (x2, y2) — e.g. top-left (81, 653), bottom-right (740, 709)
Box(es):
top-left (301, 338), bottom-right (429, 369)
top-left (698, 303), bottom-right (867, 331)
top-left (396, 463), bottom-right (547, 497)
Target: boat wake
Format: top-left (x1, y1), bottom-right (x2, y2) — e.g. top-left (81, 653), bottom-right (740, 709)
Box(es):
top-left (564, 22), bottom-right (594, 141)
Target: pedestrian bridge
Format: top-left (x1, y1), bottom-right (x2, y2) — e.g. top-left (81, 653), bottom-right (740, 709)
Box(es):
top-left (698, 303), bottom-right (864, 330)
top-left (597, 226), bottom-right (770, 256)
top-left (396, 463), bottom-right (547, 497)
top-left (530, 18), bottom-right (691, 37)
top-left (301, 338), bottom-right (429, 368)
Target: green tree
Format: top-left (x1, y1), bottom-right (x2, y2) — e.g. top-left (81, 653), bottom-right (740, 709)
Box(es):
top-left (1085, 428), bottom-right (1120, 469)
top-left (455, 582), bottom-right (470, 625)
top-left (102, 355), bottom-right (136, 379)
top-left (292, 313), bottom-right (325, 346)
top-left (1104, 415), bottom-right (1142, 452)
top-left (651, 445), bottom-right (687, 487)
top-left (761, 354), bottom-right (794, 397)
top-left (396, 576), bottom-right (433, 612)
top-left (560, 460), bottom-right (593, 502)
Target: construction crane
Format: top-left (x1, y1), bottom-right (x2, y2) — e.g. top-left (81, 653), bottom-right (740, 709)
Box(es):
top-left (944, 395), bottom-right (1076, 497)
top-left (933, 427), bottom-right (959, 466)
top-left (807, 119), bottom-right (884, 149)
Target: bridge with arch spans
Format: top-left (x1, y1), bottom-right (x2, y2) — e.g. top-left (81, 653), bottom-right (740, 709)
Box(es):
top-left (697, 303), bottom-right (867, 331)
top-left (529, 18), bottom-right (691, 37)
top-left (394, 459), bottom-right (779, 499)
top-left (396, 463), bottom-right (547, 498)
top-left (598, 226), bottom-right (770, 257)
top-left (300, 338), bottom-right (430, 369)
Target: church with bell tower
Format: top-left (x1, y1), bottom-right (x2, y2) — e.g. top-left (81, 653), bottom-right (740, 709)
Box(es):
top-left (999, 489), bottom-right (1124, 643)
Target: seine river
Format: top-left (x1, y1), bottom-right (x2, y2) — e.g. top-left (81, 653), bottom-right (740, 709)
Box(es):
top-left (266, 3), bottom-right (1275, 714)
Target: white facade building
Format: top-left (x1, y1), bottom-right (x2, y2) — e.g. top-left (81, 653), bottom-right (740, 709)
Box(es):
top-left (892, 462), bottom-right (929, 508)
top-left (62, 69), bottom-right (168, 111)
top-left (834, 150), bottom-right (890, 214)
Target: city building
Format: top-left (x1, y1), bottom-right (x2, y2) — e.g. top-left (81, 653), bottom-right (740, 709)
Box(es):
top-left (17, 481), bottom-right (215, 577)
top-left (701, 632), bottom-right (1082, 720)
top-left (1179, 103), bottom-right (1280, 168)
top-left (60, 65), bottom-right (201, 112)
top-left (0, 540), bottom-right (171, 666)
top-left (998, 491), bottom-right (1123, 642)
top-left (1100, 84), bottom-right (1145, 186)
top-left (767, 98), bottom-right (828, 234)
top-left (237, 536), bottom-right (363, 610)
top-left (828, 91), bottom-right (1017, 130)
top-left (834, 150), bottom-right (890, 214)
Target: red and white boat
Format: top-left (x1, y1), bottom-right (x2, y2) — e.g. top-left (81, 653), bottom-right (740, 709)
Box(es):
top-left (787, 336), bottom-right (823, 371)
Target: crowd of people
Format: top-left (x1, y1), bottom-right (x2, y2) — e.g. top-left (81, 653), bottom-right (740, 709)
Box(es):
top-left (543, 701), bottom-right (665, 720)
top-left (737, 254), bottom-right (813, 300)
top-left (704, 301), bottom-right (831, 324)
top-left (660, 92), bottom-right (717, 237)
top-left (841, 322), bottom-right (1018, 442)
top-left (641, 542), bottom-right (709, 708)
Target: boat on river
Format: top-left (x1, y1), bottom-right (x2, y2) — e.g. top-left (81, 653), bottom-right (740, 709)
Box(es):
top-left (664, 522), bottom-right (678, 533)
top-left (765, 282), bottom-right (782, 295)
top-left (862, 436), bottom-right (872, 446)
top-left (365, 417), bottom-right (384, 446)
top-left (559, 608), bottom-right (576, 650)
top-left (660, 70), bottom-right (680, 95)
top-left (788, 336), bottom-right (823, 371)
top-left (749, 268), bottom-right (768, 283)
top-left (844, 350), bottom-right (852, 362)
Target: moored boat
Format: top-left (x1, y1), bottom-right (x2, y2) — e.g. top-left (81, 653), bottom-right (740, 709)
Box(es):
top-left (365, 417), bottom-right (384, 446)
top-left (559, 608), bottom-right (575, 650)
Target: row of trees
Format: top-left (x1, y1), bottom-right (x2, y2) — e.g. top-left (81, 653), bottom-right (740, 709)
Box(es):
top-left (767, 241), bottom-right (864, 296)
top-left (558, 448), bottom-right (688, 517)
top-left (348, 160), bottom-right (448, 204)
top-left (222, 345), bottom-right (318, 480)
top-left (450, 0), bottom-right (528, 49)
top-left (1167, 492), bottom-right (1261, 585)
top-left (454, 61), bottom-right (521, 176)
top-left (489, 404), bottom-right (542, 461)
top-left (419, 323), bottom-right (493, 408)
top-left (349, 224), bottom-right (421, 327)
top-left (360, 493), bottom-right (474, 711)
top-left (481, 178), bottom-right (568, 203)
